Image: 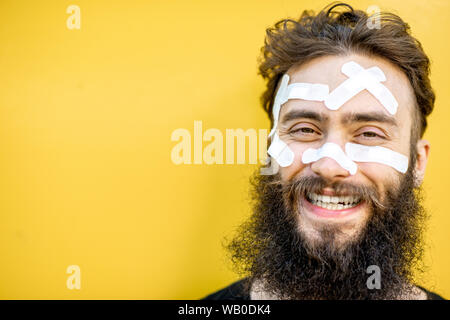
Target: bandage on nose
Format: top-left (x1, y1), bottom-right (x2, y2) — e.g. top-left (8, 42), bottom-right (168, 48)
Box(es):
top-left (302, 143), bottom-right (358, 175)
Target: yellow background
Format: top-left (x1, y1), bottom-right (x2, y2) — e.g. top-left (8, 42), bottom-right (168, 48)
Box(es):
top-left (0, 0), bottom-right (448, 299)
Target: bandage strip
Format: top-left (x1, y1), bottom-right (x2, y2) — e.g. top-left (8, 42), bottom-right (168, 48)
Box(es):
top-left (267, 133), bottom-right (295, 167)
top-left (324, 61), bottom-right (398, 114)
top-left (269, 74), bottom-right (329, 138)
top-left (267, 60), bottom-right (400, 169)
top-left (345, 142), bottom-right (408, 173)
top-left (268, 74), bottom-right (328, 167)
top-left (302, 142), bottom-right (358, 175)
top-left (301, 142), bottom-right (409, 175)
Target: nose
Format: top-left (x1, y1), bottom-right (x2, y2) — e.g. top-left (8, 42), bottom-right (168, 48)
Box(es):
top-left (310, 153), bottom-right (351, 181)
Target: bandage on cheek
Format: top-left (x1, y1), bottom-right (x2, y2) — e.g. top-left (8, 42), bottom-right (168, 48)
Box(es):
top-left (267, 133), bottom-right (295, 167)
top-left (300, 142), bottom-right (409, 175)
top-left (345, 142), bottom-right (409, 174)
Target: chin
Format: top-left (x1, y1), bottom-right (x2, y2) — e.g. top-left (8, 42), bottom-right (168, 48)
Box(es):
top-left (297, 194), bottom-right (370, 249)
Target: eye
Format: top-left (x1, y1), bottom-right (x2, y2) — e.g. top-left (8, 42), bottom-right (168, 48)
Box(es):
top-left (361, 131), bottom-right (382, 138)
top-left (291, 127), bottom-right (316, 134)
top-left (287, 124), bottom-right (321, 141)
top-left (355, 128), bottom-right (387, 141)
top-left (289, 125), bottom-right (319, 136)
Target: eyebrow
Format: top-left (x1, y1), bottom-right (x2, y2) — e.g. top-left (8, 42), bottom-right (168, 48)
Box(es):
top-left (341, 111), bottom-right (398, 127)
top-left (281, 110), bottom-right (328, 124)
top-left (280, 109), bottom-right (398, 127)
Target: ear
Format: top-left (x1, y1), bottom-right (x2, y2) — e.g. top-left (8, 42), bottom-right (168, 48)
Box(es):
top-left (414, 139), bottom-right (430, 187)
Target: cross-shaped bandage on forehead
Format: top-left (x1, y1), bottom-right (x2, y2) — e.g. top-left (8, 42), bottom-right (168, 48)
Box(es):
top-left (267, 60), bottom-right (409, 174)
top-left (324, 61), bottom-right (399, 114)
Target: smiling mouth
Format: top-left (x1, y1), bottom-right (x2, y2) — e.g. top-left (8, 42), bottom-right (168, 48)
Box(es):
top-left (306, 192), bottom-right (362, 210)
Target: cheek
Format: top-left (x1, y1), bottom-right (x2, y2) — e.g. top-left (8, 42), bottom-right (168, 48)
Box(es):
top-left (279, 143), bottom-right (310, 181)
top-left (353, 162), bottom-right (401, 197)
top-left (356, 162), bottom-right (397, 180)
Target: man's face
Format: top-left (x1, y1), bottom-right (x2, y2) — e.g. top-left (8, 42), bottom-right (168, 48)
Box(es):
top-left (227, 53), bottom-right (431, 299)
top-left (276, 54), bottom-right (427, 247)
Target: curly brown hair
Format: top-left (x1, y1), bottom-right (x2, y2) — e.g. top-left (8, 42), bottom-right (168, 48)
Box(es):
top-left (258, 2), bottom-right (435, 140)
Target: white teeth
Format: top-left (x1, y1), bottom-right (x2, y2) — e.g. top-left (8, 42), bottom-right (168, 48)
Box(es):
top-left (307, 192), bottom-right (361, 210)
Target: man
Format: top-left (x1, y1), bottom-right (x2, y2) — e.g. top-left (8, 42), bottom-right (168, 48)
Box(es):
top-left (203, 3), bottom-right (445, 299)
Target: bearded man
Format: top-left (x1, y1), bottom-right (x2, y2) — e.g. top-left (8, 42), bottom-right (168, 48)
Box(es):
top-left (203, 3), bottom-right (445, 300)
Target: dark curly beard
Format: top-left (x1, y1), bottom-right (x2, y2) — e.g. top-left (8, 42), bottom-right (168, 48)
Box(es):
top-left (226, 160), bottom-right (427, 300)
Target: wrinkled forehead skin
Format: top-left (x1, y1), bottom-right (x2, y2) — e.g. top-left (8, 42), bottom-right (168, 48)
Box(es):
top-left (280, 54), bottom-right (417, 147)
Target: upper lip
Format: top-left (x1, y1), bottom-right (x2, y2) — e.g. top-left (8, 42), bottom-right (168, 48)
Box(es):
top-left (315, 188), bottom-right (353, 197)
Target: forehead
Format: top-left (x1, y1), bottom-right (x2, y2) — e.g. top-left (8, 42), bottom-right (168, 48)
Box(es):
top-left (282, 54), bottom-right (415, 120)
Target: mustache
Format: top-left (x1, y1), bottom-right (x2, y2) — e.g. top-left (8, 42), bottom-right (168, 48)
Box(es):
top-left (269, 175), bottom-right (387, 211)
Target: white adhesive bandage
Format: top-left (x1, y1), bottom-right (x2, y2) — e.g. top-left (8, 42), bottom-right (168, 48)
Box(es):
top-left (267, 60), bottom-right (400, 170)
top-left (324, 61), bottom-right (398, 114)
top-left (269, 74), bottom-right (328, 138)
top-left (268, 74), bottom-right (328, 167)
top-left (301, 142), bottom-right (408, 175)
top-left (302, 143), bottom-right (358, 175)
top-left (267, 132), bottom-right (295, 167)
top-left (345, 142), bottom-right (408, 173)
